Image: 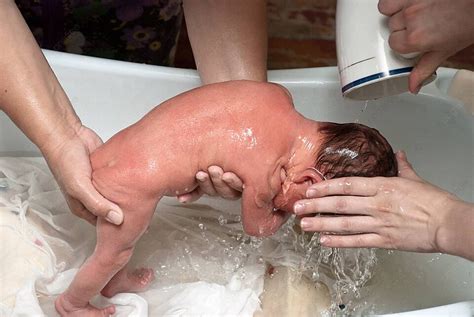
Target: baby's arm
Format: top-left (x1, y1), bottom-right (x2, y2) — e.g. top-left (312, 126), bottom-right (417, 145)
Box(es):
top-left (55, 199), bottom-right (157, 316)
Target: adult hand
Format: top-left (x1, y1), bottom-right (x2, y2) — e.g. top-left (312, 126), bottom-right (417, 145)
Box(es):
top-left (177, 166), bottom-right (243, 203)
top-left (378, 0), bottom-right (474, 93)
top-left (293, 151), bottom-right (474, 260)
top-left (0, 3), bottom-right (123, 226)
top-left (43, 125), bottom-right (123, 225)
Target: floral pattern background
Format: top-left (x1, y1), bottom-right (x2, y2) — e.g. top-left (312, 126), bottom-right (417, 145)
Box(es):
top-left (17, 0), bottom-right (183, 66)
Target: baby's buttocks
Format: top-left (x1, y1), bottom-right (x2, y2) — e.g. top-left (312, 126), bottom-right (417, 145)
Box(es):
top-left (90, 138), bottom-right (153, 206)
top-left (91, 160), bottom-right (133, 207)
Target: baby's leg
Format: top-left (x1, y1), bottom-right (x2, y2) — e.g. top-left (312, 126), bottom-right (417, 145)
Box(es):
top-left (55, 199), bottom-right (157, 316)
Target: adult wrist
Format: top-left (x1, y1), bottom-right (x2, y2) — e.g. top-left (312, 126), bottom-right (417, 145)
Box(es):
top-left (436, 197), bottom-right (474, 260)
top-left (38, 115), bottom-right (82, 159)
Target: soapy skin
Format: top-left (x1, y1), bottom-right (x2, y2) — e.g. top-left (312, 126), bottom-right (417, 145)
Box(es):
top-left (55, 81), bottom-right (325, 316)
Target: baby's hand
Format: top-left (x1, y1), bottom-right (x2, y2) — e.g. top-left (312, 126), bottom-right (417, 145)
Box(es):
top-left (177, 166), bottom-right (243, 203)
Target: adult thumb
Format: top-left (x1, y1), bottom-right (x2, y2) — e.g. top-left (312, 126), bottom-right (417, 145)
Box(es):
top-left (396, 151), bottom-right (422, 181)
top-left (75, 180), bottom-right (124, 225)
top-left (409, 51), bottom-right (449, 93)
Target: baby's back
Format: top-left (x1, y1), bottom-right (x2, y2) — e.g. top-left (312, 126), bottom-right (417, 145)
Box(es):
top-left (90, 81), bottom-right (297, 206)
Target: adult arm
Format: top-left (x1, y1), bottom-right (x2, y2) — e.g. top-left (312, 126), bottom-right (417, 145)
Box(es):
top-left (183, 0), bottom-right (268, 84)
top-left (294, 151), bottom-right (474, 261)
top-left (378, 0), bottom-right (474, 93)
top-left (178, 0), bottom-right (266, 202)
top-left (0, 1), bottom-right (123, 225)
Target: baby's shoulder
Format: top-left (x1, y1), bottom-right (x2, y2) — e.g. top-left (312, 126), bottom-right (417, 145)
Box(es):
top-left (220, 81), bottom-right (293, 102)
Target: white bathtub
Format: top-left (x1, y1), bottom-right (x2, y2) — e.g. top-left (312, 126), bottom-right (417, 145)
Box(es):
top-left (0, 50), bottom-right (472, 315)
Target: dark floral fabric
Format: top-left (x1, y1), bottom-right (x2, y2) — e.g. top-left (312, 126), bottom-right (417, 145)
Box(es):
top-left (16, 0), bottom-right (183, 66)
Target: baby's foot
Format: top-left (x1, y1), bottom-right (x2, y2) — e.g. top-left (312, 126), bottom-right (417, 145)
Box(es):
top-left (55, 293), bottom-right (115, 317)
top-left (101, 267), bottom-right (155, 298)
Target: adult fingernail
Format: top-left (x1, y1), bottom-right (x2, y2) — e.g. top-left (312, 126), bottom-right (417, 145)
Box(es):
top-left (222, 174), bottom-right (234, 184)
top-left (300, 218), bottom-right (310, 230)
top-left (209, 170), bottom-right (219, 177)
top-left (196, 172), bottom-right (207, 181)
top-left (319, 236), bottom-right (328, 244)
top-left (106, 210), bottom-right (123, 225)
top-left (178, 196), bottom-right (188, 203)
top-left (306, 188), bottom-right (317, 197)
top-left (294, 203), bottom-right (305, 214)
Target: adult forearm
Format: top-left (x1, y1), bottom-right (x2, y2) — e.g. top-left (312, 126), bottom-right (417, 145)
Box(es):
top-left (183, 0), bottom-right (268, 84)
top-left (437, 198), bottom-right (474, 261)
top-left (0, 1), bottom-right (81, 154)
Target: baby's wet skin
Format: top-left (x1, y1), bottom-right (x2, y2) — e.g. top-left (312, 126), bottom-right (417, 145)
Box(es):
top-left (55, 81), bottom-right (307, 316)
top-left (89, 81), bottom-right (305, 236)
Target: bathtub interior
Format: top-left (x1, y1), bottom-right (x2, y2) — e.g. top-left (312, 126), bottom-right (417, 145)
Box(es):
top-left (0, 50), bottom-right (473, 315)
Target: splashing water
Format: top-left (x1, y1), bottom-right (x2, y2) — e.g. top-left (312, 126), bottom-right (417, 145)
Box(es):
top-left (260, 217), bottom-right (378, 316)
top-left (146, 204), bottom-right (378, 316)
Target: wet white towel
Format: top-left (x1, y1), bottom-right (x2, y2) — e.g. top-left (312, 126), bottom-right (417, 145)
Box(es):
top-left (0, 157), bottom-right (264, 316)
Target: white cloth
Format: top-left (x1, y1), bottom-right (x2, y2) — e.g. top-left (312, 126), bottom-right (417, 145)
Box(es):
top-left (0, 158), bottom-right (265, 316)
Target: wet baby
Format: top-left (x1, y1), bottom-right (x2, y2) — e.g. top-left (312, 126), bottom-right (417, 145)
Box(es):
top-left (55, 80), bottom-right (397, 316)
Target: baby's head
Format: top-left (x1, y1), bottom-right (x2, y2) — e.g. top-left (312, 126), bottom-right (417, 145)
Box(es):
top-left (274, 122), bottom-right (398, 211)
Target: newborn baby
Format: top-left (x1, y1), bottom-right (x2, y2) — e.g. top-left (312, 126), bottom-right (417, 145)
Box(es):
top-left (55, 81), bottom-right (397, 316)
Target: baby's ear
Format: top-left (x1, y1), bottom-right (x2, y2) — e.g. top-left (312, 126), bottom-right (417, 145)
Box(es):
top-left (294, 168), bottom-right (325, 185)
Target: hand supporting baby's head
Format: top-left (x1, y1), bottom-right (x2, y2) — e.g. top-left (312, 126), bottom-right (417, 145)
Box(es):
top-left (274, 122), bottom-right (397, 212)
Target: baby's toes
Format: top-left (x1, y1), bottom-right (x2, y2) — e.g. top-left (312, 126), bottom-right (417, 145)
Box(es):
top-left (132, 267), bottom-right (155, 286)
top-left (99, 305), bottom-right (115, 316)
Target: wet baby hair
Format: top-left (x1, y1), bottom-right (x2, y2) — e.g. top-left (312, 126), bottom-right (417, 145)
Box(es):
top-left (315, 122), bottom-right (397, 180)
